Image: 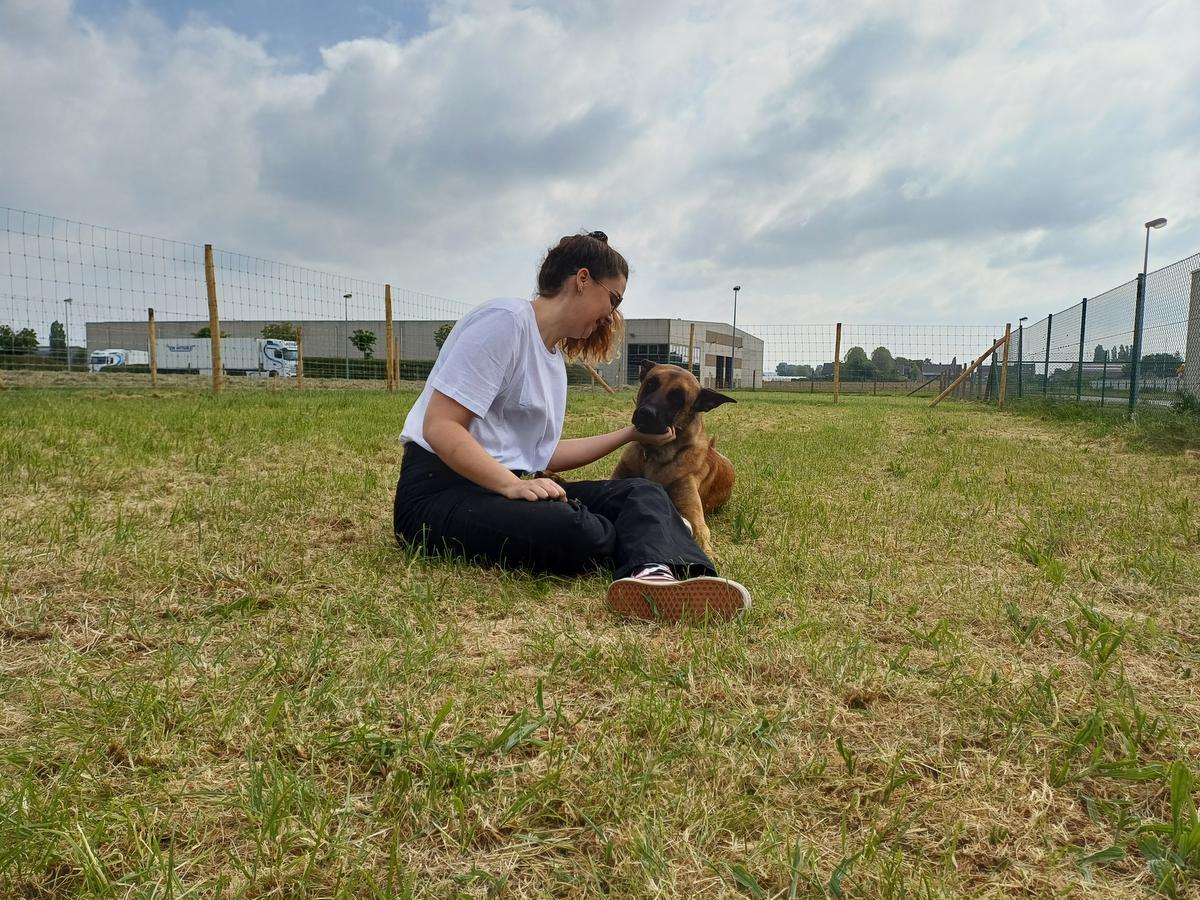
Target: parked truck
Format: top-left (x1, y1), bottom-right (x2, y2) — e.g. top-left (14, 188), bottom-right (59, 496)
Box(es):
top-left (88, 348), bottom-right (150, 372)
top-left (155, 338), bottom-right (297, 376)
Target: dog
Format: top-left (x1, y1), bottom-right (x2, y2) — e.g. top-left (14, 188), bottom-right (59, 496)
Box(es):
top-left (612, 360), bottom-right (736, 556)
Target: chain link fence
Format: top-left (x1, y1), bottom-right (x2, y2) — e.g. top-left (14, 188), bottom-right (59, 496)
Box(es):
top-left (1008, 253), bottom-right (1199, 411)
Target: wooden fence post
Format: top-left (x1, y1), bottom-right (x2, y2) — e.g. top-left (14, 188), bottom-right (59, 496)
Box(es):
top-left (147, 307), bottom-right (158, 388)
top-left (204, 244), bottom-right (223, 394)
top-left (833, 323), bottom-right (842, 403)
top-left (384, 285), bottom-right (394, 393)
top-left (931, 335), bottom-right (1010, 407)
top-left (687, 322), bottom-right (696, 375)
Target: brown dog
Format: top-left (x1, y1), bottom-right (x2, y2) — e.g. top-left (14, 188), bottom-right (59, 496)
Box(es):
top-left (612, 360), bottom-right (736, 555)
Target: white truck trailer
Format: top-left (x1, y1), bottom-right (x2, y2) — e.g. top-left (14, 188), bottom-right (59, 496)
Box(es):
top-left (155, 338), bottom-right (297, 376)
top-left (88, 349), bottom-right (150, 372)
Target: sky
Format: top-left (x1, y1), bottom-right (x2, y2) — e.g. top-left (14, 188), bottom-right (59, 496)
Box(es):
top-left (2, 0), bottom-right (1198, 332)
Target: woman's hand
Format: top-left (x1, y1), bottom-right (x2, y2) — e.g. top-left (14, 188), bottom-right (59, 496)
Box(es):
top-left (629, 424), bottom-right (676, 446)
top-left (499, 477), bottom-right (568, 502)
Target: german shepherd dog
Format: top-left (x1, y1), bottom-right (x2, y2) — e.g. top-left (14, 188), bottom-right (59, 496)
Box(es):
top-left (612, 360), bottom-right (736, 555)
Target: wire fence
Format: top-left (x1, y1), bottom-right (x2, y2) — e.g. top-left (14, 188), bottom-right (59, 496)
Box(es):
top-left (735, 324), bottom-right (1004, 397)
top-left (1008, 252), bottom-right (1199, 411)
top-left (2, 207), bottom-right (1197, 413)
top-left (0, 207), bottom-right (471, 385)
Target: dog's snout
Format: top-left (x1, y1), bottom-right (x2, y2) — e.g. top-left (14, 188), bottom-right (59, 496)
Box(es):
top-left (632, 406), bottom-right (656, 430)
top-left (632, 404), bottom-right (671, 434)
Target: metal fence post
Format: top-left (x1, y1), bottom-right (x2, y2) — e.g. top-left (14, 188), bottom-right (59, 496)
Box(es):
top-left (1129, 272), bottom-right (1146, 416)
top-left (1042, 313), bottom-right (1053, 396)
top-left (1100, 350), bottom-right (1108, 406)
top-left (999, 323), bottom-right (1011, 407)
top-left (1075, 298), bottom-right (1088, 403)
top-left (1017, 324), bottom-right (1024, 398)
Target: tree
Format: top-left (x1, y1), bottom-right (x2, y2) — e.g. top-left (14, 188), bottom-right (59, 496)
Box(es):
top-left (843, 346), bottom-right (875, 380)
top-left (350, 329), bottom-right (377, 360)
top-left (894, 356), bottom-right (923, 379)
top-left (870, 346), bottom-right (896, 378)
top-left (193, 325), bottom-right (229, 338)
top-left (434, 322), bottom-right (455, 350)
top-left (262, 322), bottom-right (298, 340)
top-left (1093, 344), bottom-right (1107, 363)
top-left (1125, 351), bottom-right (1182, 378)
top-left (0, 325), bottom-right (39, 353)
top-left (50, 320), bottom-right (66, 350)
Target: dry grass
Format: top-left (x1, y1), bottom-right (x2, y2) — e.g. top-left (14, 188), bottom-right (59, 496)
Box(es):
top-left (1, 383), bottom-right (1199, 898)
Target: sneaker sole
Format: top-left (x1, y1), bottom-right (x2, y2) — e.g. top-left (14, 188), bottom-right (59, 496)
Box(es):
top-left (606, 576), bottom-right (751, 623)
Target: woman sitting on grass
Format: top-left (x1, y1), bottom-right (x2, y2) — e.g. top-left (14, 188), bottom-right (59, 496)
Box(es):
top-left (393, 230), bottom-right (750, 622)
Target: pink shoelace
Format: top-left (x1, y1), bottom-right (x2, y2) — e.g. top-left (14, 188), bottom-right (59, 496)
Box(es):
top-left (630, 563), bottom-right (676, 582)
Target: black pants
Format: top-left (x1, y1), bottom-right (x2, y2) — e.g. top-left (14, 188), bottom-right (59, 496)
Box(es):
top-left (393, 443), bottom-right (716, 580)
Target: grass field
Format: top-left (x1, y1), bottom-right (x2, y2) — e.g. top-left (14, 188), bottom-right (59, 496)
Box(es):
top-left (2, 384), bottom-right (1199, 897)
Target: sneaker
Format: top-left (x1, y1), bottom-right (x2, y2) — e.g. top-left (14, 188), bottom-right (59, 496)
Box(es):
top-left (606, 572), bottom-right (751, 623)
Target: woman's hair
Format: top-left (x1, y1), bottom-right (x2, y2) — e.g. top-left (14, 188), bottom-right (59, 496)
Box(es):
top-left (536, 230), bottom-right (628, 365)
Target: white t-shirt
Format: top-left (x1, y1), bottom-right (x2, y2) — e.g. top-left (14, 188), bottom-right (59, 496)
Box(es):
top-left (401, 298), bottom-right (567, 472)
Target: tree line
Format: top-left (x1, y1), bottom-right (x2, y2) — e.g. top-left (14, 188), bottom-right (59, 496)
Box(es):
top-left (776, 346), bottom-right (931, 380)
top-left (0, 321), bottom-right (70, 353)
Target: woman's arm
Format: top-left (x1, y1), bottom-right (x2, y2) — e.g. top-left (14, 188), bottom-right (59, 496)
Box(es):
top-left (423, 390), bottom-right (566, 501)
top-left (547, 425), bottom-right (675, 473)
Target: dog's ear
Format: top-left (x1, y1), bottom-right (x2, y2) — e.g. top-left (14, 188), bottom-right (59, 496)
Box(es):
top-left (693, 388), bottom-right (736, 413)
top-left (639, 359), bottom-right (657, 382)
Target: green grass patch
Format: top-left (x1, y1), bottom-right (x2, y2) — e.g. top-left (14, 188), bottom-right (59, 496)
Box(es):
top-left (1, 385), bottom-right (1198, 896)
top-left (1006, 395), bottom-right (1200, 454)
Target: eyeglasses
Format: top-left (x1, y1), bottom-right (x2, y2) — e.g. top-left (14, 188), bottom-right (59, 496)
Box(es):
top-left (594, 279), bottom-right (623, 311)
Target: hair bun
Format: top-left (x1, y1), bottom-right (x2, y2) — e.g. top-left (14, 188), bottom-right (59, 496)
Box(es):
top-left (587, 230), bottom-right (609, 243)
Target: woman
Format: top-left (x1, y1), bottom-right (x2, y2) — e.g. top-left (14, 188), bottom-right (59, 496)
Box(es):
top-left (393, 231), bottom-right (751, 622)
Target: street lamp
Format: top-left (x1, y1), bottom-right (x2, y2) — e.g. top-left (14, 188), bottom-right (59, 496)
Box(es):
top-left (1017, 316), bottom-right (1028, 398)
top-left (343, 293), bottom-right (352, 379)
top-left (730, 285), bottom-right (741, 389)
top-left (1142, 217), bottom-right (1167, 278)
top-left (64, 297), bottom-right (73, 373)
top-left (1131, 218), bottom-right (1167, 415)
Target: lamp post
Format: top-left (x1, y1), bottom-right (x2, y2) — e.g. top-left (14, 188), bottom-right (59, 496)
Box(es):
top-left (730, 285), bottom-right (740, 389)
top-left (1142, 217), bottom-right (1167, 278)
top-left (64, 297), bottom-right (73, 373)
top-left (1130, 218), bottom-right (1167, 415)
top-left (343, 292), bottom-right (352, 380)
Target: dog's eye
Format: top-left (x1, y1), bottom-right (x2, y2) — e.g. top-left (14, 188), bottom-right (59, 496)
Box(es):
top-left (643, 377), bottom-right (659, 393)
top-left (668, 388), bottom-right (685, 408)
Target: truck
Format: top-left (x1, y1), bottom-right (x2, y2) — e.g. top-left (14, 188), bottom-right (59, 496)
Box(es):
top-left (155, 338), bottom-right (298, 376)
top-left (88, 348), bottom-right (150, 372)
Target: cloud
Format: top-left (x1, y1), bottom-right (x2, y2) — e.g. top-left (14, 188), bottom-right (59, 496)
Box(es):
top-left (1, 0), bottom-right (1198, 333)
